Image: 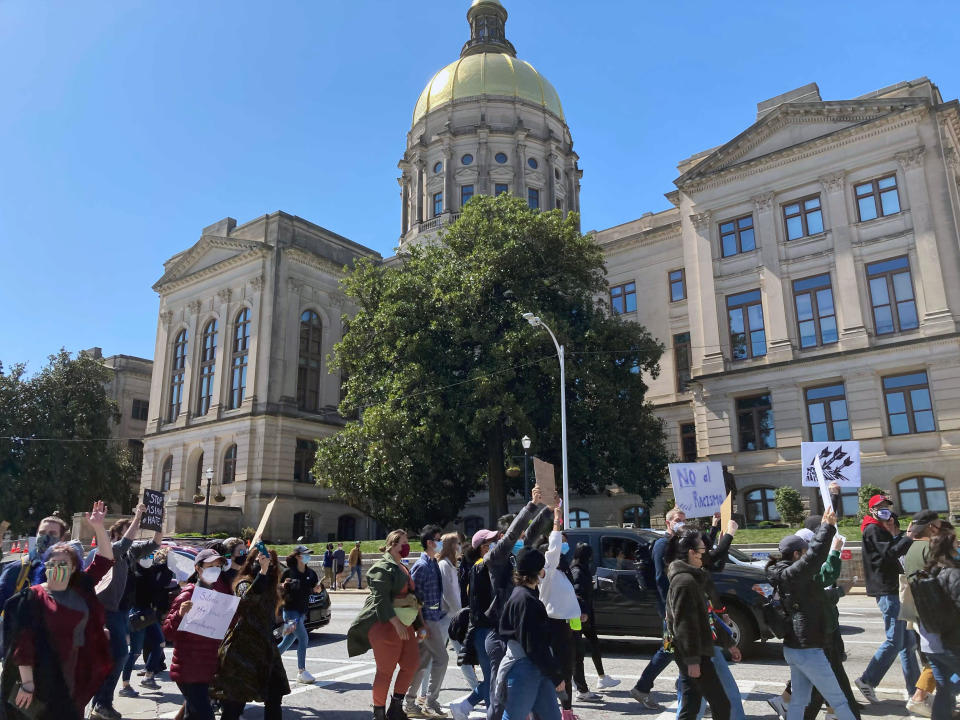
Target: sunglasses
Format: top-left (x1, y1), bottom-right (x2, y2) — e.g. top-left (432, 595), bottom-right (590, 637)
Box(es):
top-left (44, 560), bottom-right (72, 570)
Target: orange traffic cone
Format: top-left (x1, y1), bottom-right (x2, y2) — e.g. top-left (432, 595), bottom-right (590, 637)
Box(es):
top-left (91, 536), bottom-right (97, 548)
top-left (12, 541), bottom-right (19, 553)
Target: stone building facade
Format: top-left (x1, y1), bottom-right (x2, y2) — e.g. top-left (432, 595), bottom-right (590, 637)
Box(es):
top-left (596, 78), bottom-right (960, 523)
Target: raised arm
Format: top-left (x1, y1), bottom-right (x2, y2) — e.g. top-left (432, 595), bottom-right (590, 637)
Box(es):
top-left (87, 501), bottom-right (113, 562)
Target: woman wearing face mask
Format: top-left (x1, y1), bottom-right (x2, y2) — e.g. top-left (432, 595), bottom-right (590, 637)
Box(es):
top-left (570, 542), bottom-right (618, 701)
top-left (163, 548), bottom-right (232, 720)
top-left (495, 547), bottom-right (563, 720)
top-left (120, 547), bottom-right (175, 694)
top-left (437, 531), bottom-right (479, 692)
top-left (214, 547), bottom-right (291, 720)
top-left (1, 501), bottom-right (115, 720)
top-left (277, 545), bottom-right (321, 684)
top-left (220, 538), bottom-right (247, 587)
top-left (348, 529), bottom-right (424, 720)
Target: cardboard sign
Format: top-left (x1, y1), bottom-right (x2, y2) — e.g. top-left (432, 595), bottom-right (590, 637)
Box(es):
top-left (532, 458), bottom-right (559, 509)
top-left (142, 490), bottom-right (164, 533)
top-left (720, 492), bottom-right (733, 532)
top-left (251, 496), bottom-right (278, 546)
top-left (178, 586), bottom-right (240, 640)
top-left (669, 462), bottom-right (726, 519)
top-left (0, 521), bottom-right (9, 536)
top-left (801, 442), bottom-right (860, 487)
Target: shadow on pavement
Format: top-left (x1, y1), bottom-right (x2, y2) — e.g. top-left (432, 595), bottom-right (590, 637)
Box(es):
top-left (309, 631), bottom-right (348, 647)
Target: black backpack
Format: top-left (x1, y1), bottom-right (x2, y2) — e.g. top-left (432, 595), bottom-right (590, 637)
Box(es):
top-left (760, 580), bottom-right (790, 639)
top-left (910, 567), bottom-right (956, 635)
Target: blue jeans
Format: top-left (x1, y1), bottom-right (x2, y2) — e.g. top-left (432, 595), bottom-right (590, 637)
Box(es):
top-left (636, 645), bottom-right (674, 694)
top-left (122, 620), bottom-right (165, 682)
top-left (177, 681), bottom-right (215, 720)
top-left (346, 565), bottom-right (363, 588)
top-left (860, 594), bottom-right (921, 693)
top-left (927, 650), bottom-right (960, 720)
top-left (502, 656), bottom-right (562, 720)
top-left (682, 647), bottom-right (744, 720)
top-left (277, 609), bottom-right (309, 669)
top-left (784, 646), bottom-right (857, 720)
top-left (94, 609), bottom-right (131, 708)
top-left (467, 627), bottom-right (492, 707)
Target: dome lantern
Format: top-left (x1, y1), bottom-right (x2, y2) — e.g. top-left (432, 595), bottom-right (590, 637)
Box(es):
top-left (462, 0), bottom-right (515, 58)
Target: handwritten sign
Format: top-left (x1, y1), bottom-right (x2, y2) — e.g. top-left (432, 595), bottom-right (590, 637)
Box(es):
top-left (801, 442), bottom-right (860, 487)
top-left (251, 496), bottom-right (278, 546)
top-left (533, 458), bottom-right (559, 509)
top-left (179, 586), bottom-right (240, 640)
top-left (142, 490), bottom-right (164, 533)
top-left (669, 462), bottom-right (726, 519)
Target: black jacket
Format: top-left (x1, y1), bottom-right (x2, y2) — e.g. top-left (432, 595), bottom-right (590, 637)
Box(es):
top-left (130, 563), bottom-right (175, 615)
top-left (498, 585), bottom-right (561, 685)
top-left (468, 558), bottom-right (494, 629)
top-left (570, 562), bottom-right (594, 618)
top-left (766, 522), bottom-right (836, 649)
top-left (666, 560), bottom-right (715, 666)
top-left (861, 519), bottom-right (913, 597)
top-left (936, 566), bottom-right (960, 650)
top-left (484, 502), bottom-right (539, 625)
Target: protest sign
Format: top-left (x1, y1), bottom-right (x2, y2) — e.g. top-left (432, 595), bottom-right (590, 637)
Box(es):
top-left (720, 492), bottom-right (733, 532)
top-left (533, 458), bottom-right (559, 508)
top-left (814, 455), bottom-right (833, 513)
top-left (668, 462), bottom-right (726, 519)
top-left (801, 442), bottom-right (860, 487)
top-left (179, 586), bottom-right (240, 640)
top-left (251, 496), bottom-right (278, 546)
top-left (141, 490), bottom-right (164, 533)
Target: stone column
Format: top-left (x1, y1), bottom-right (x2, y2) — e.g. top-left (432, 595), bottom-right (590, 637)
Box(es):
top-left (752, 192), bottom-right (792, 362)
top-left (546, 144), bottom-right (558, 210)
top-left (442, 143), bottom-right (453, 212)
top-left (413, 159), bottom-right (424, 224)
top-left (897, 146), bottom-right (953, 332)
top-left (212, 288), bottom-right (232, 414)
top-left (686, 210), bottom-right (724, 375)
top-left (515, 141), bottom-right (527, 201)
top-left (819, 171), bottom-right (868, 348)
top-left (477, 127), bottom-right (490, 195)
top-left (400, 175), bottom-right (409, 236)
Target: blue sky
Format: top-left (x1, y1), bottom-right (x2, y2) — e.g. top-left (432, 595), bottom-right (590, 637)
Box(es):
top-left (1, 1), bottom-right (958, 373)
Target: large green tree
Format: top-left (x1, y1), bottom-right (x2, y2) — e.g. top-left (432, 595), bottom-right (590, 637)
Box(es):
top-left (314, 195), bottom-right (669, 529)
top-left (0, 351), bottom-right (137, 534)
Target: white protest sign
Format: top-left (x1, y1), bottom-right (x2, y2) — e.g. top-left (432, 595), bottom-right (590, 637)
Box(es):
top-left (814, 455), bottom-right (833, 513)
top-left (179, 586), bottom-right (240, 640)
top-left (669, 462), bottom-right (726, 519)
top-left (801, 442), bottom-right (860, 487)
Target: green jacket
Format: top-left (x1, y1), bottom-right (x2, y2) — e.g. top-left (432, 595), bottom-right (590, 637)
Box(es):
top-left (347, 555), bottom-right (420, 657)
top-left (817, 550), bottom-right (842, 633)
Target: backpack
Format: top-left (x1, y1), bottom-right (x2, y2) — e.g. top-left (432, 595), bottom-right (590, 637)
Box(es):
top-left (910, 567), bottom-right (958, 635)
top-left (760, 580), bottom-right (790, 640)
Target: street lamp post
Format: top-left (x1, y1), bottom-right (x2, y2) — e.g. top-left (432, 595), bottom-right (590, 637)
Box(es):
top-left (521, 435), bottom-right (532, 498)
top-left (521, 312), bottom-right (569, 528)
top-left (202, 466), bottom-right (213, 536)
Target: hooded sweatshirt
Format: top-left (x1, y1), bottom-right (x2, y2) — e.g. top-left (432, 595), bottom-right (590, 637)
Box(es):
top-left (860, 514), bottom-right (912, 597)
top-left (666, 560), bottom-right (715, 667)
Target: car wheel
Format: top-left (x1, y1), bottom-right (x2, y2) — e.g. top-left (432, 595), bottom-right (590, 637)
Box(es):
top-left (724, 604), bottom-right (757, 654)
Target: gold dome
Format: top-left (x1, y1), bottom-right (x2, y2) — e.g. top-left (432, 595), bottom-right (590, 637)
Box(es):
top-left (412, 52), bottom-right (564, 126)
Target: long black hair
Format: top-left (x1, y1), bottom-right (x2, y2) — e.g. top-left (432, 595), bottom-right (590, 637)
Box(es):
top-left (676, 529), bottom-right (704, 564)
top-left (926, 529), bottom-right (960, 572)
top-left (572, 542), bottom-right (593, 568)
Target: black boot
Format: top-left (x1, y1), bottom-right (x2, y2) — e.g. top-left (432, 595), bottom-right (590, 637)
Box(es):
top-left (387, 697), bottom-right (409, 720)
top-left (373, 706), bottom-right (387, 720)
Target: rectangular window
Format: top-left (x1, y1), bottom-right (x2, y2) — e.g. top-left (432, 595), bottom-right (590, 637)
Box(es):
top-left (727, 289), bottom-right (766, 359)
top-left (669, 269), bottom-right (686, 302)
top-left (883, 371), bottom-right (935, 435)
top-left (674, 332), bottom-right (691, 392)
top-left (556, 199), bottom-right (563, 210)
top-left (805, 384), bottom-right (850, 442)
top-left (736, 394), bottom-right (776, 451)
top-left (433, 192), bottom-right (443, 217)
top-left (719, 215), bottom-right (755, 257)
top-left (783, 195), bottom-right (824, 240)
top-left (495, 183), bottom-right (509, 196)
top-left (855, 175), bottom-right (900, 222)
top-left (609, 282), bottom-right (637, 314)
top-left (866, 256), bottom-right (918, 335)
top-left (528, 188), bottom-right (540, 210)
top-left (460, 185), bottom-right (474, 207)
top-left (131, 399), bottom-right (149, 421)
top-left (680, 423), bottom-right (697, 462)
top-left (294, 439), bottom-right (319, 483)
top-left (793, 274), bottom-right (838, 348)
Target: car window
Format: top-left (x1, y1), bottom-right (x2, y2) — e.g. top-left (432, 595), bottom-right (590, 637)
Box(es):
top-left (601, 536), bottom-right (639, 570)
top-left (728, 547), bottom-right (750, 562)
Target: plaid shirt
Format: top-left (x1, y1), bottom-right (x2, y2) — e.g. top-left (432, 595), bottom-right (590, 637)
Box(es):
top-left (410, 554), bottom-right (446, 621)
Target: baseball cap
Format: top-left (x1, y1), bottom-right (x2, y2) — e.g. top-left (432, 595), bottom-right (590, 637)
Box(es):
top-left (868, 494), bottom-right (892, 508)
top-left (472, 529), bottom-right (499, 549)
top-left (294, 544), bottom-right (312, 555)
top-left (795, 528), bottom-right (815, 543)
top-left (195, 548), bottom-right (223, 566)
top-left (912, 510), bottom-right (940, 531)
top-left (778, 535), bottom-right (810, 557)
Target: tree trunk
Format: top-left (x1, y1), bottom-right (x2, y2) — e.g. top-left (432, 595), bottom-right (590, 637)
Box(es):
top-left (487, 424), bottom-right (508, 527)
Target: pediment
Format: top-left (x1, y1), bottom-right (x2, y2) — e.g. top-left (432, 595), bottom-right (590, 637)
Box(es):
top-left (154, 235), bottom-right (270, 291)
top-left (677, 98), bottom-right (928, 185)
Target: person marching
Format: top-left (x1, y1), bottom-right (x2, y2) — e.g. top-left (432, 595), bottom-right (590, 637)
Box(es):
top-left (334, 543), bottom-right (347, 589)
top-left (277, 544), bottom-right (321, 684)
top-left (220, 538), bottom-right (247, 587)
top-left (438, 531), bottom-right (479, 693)
top-left (214, 547), bottom-right (291, 720)
top-left (347, 540), bottom-right (365, 589)
top-left (348, 529), bottom-right (424, 720)
top-left (120, 545), bottom-right (175, 694)
top-left (0, 513), bottom-right (69, 617)
top-left (569, 542), bottom-right (620, 701)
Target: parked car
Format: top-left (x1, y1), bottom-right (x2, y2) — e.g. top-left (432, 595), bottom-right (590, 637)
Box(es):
top-left (563, 527), bottom-right (775, 651)
top-left (272, 584), bottom-right (332, 641)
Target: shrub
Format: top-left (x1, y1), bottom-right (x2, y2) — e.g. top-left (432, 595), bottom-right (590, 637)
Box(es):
top-left (858, 484), bottom-right (886, 520)
top-left (774, 486), bottom-right (806, 525)
top-left (240, 527), bottom-right (256, 542)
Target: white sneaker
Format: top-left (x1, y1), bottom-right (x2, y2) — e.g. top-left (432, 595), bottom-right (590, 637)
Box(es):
top-left (575, 691), bottom-right (603, 702)
top-left (597, 675), bottom-right (621, 689)
top-left (297, 669), bottom-right (315, 684)
top-left (906, 697), bottom-right (933, 717)
top-left (449, 698), bottom-right (472, 720)
top-left (854, 678), bottom-right (878, 704)
top-left (767, 696), bottom-right (788, 719)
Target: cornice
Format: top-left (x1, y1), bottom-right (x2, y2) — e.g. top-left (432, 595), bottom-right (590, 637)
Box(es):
top-left (154, 243), bottom-right (271, 294)
top-left (596, 223), bottom-right (682, 253)
top-left (895, 145), bottom-right (926, 170)
top-left (286, 247), bottom-right (349, 278)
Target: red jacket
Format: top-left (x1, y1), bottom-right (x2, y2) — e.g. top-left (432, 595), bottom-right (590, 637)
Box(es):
top-left (163, 580), bottom-right (232, 684)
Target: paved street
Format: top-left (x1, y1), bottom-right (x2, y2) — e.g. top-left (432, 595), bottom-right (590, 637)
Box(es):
top-left (109, 591), bottom-right (925, 720)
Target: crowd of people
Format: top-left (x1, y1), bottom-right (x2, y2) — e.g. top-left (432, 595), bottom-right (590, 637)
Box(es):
top-left (2, 487), bottom-right (960, 720)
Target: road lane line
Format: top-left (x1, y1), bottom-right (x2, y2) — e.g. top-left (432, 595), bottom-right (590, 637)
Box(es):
top-left (330, 667), bottom-right (378, 683)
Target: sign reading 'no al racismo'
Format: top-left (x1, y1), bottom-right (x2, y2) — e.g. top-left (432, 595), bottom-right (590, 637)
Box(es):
top-left (668, 462), bottom-right (726, 519)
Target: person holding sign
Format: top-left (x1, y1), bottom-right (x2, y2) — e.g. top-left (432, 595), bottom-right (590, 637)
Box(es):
top-left (163, 548), bottom-right (232, 720)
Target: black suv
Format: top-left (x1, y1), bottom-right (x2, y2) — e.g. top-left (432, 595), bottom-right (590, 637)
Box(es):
top-left (564, 527), bottom-right (774, 650)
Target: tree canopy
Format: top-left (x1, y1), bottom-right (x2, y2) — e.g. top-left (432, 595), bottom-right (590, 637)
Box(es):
top-left (0, 351), bottom-right (137, 534)
top-left (314, 195), bottom-right (670, 529)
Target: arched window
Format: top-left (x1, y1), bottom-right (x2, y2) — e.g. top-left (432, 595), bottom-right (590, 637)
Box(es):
top-left (338, 515), bottom-right (358, 541)
top-left (298, 310), bottom-right (323, 412)
top-left (622, 505), bottom-right (648, 528)
top-left (569, 508), bottom-right (590, 528)
top-left (194, 452), bottom-right (205, 496)
top-left (168, 329), bottom-right (188, 422)
top-left (898, 476), bottom-right (948, 514)
top-left (222, 444), bottom-right (237, 485)
top-left (230, 309), bottom-right (250, 409)
top-left (745, 487), bottom-right (781, 523)
top-left (161, 456), bottom-right (173, 492)
top-left (197, 320), bottom-right (218, 415)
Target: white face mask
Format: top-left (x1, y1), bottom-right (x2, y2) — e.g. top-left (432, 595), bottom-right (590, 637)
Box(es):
top-left (201, 566), bottom-right (222, 584)
top-left (672, 521), bottom-right (685, 533)
top-left (139, 558), bottom-right (154, 569)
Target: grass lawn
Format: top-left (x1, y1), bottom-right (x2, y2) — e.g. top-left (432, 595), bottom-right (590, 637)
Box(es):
top-left (270, 540), bottom-right (387, 557)
top-left (733, 525), bottom-right (863, 544)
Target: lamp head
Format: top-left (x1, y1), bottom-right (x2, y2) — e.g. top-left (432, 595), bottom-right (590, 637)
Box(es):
top-left (205, 466), bottom-right (213, 480)
top-left (521, 312), bottom-right (540, 327)
top-left (521, 435), bottom-right (531, 450)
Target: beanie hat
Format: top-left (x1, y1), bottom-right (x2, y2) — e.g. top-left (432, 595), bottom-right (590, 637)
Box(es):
top-left (516, 547), bottom-right (546, 575)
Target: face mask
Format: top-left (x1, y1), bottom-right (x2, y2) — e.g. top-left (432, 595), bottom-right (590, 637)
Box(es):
top-left (399, 543), bottom-right (411, 558)
top-left (233, 553), bottom-right (246, 566)
top-left (139, 557), bottom-right (154, 569)
top-left (434, 540), bottom-right (444, 555)
top-left (46, 562), bottom-right (73, 587)
top-left (301, 554), bottom-right (312, 565)
top-left (561, 542), bottom-right (570, 555)
top-left (33, 533), bottom-right (56, 560)
top-left (672, 522), bottom-right (685, 533)
top-left (513, 540), bottom-right (524, 555)
top-left (876, 509), bottom-right (892, 521)
top-left (201, 566), bottom-right (222, 584)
